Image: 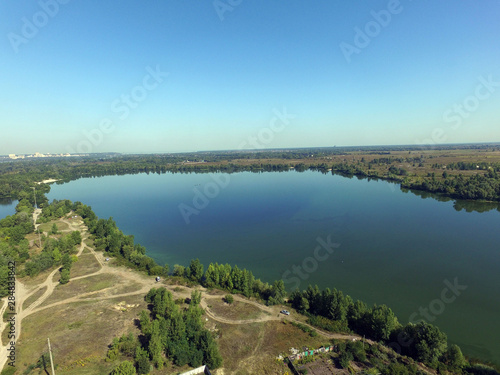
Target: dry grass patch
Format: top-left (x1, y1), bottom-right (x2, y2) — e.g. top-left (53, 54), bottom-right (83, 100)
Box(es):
top-left (38, 221), bottom-right (70, 233)
top-left (215, 321), bottom-right (264, 373)
top-left (40, 273), bottom-right (121, 307)
top-left (213, 319), bottom-right (329, 375)
top-left (17, 295), bottom-right (146, 375)
top-left (71, 251), bottom-right (102, 278)
top-left (209, 299), bottom-right (267, 321)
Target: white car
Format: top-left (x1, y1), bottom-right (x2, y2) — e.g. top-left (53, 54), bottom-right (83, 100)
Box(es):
top-left (280, 310), bottom-right (290, 315)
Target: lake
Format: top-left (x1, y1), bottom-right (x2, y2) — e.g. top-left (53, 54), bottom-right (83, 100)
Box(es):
top-left (43, 171), bottom-right (500, 364)
top-left (0, 198), bottom-right (17, 219)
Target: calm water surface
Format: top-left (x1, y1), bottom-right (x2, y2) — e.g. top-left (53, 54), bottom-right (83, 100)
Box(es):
top-left (44, 171), bottom-right (500, 364)
top-left (0, 198), bottom-right (17, 218)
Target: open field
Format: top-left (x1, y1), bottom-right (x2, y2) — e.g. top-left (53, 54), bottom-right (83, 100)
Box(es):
top-left (208, 298), bottom-right (270, 321)
top-left (38, 221), bottom-right (70, 233)
top-left (70, 249), bottom-right (102, 278)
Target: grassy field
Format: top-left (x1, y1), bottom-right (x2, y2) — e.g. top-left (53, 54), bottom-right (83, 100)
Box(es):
top-left (38, 221), bottom-right (70, 233)
top-left (38, 273), bottom-right (122, 308)
top-left (18, 296), bottom-right (145, 374)
top-left (208, 298), bottom-right (270, 321)
top-left (70, 250), bottom-right (101, 278)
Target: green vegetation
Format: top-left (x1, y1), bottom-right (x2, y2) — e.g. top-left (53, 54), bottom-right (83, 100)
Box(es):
top-left (23, 229), bottom-right (81, 278)
top-left (203, 261), bottom-right (286, 305)
top-left (107, 288), bottom-right (222, 373)
top-left (110, 360), bottom-right (137, 375)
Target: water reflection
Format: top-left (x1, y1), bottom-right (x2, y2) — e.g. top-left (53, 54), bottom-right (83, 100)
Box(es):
top-left (401, 187), bottom-right (500, 213)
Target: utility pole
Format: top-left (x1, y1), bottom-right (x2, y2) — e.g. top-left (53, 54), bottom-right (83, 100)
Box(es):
top-left (47, 338), bottom-right (55, 375)
top-left (31, 187), bottom-right (42, 248)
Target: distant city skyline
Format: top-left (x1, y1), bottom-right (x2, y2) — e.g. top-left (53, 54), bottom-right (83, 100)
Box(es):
top-left (1, 1), bottom-right (499, 154)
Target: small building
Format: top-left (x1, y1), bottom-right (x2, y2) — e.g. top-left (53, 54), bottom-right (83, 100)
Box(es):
top-left (180, 365), bottom-right (212, 375)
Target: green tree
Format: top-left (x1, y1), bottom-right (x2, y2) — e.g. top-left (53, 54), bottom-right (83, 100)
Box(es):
top-left (52, 248), bottom-right (61, 263)
top-left (397, 322), bottom-right (448, 365)
top-left (135, 346), bottom-right (150, 374)
top-left (443, 344), bottom-right (466, 369)
top-left (60, 268), bottom-right (70, 284)
top-left (380, 362), bottom-right (412, 375)
top-left (202, 332), bottom-right (223, 369)
top-left (173, 264), bottom-right (185, 277)
top-left (188, 258), bottom-right (204, 282)
top-left (0, 266), bottom-right (9, 298)
top-left (338, 350), bottom-right (353, 369)
top-left (70, 230), bottom-right (82, 245)
top-left (190, 290), bottom-right (202, 305)
top-left (139, 310), bottom-right (151, 336)
top-left (62, 253), bottom-right (72, 270)
top-left (365, 304), bottom-right (399, 341)
top-left (204, 263), bottom-right (219, 288)
top-left (51, 223), bottom-right (58, 234)
top-left (148, 320), bottom-right (163, 369)
top-left (224, 294), bottom-right (234, 304)
top-left (268, 279), bottom-right (286, 305)
top-left (111, 360), bottom-right (137, 375)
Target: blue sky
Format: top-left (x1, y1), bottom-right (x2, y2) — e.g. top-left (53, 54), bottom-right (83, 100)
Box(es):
top-left (1, 0), bottom-right (499, 154)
